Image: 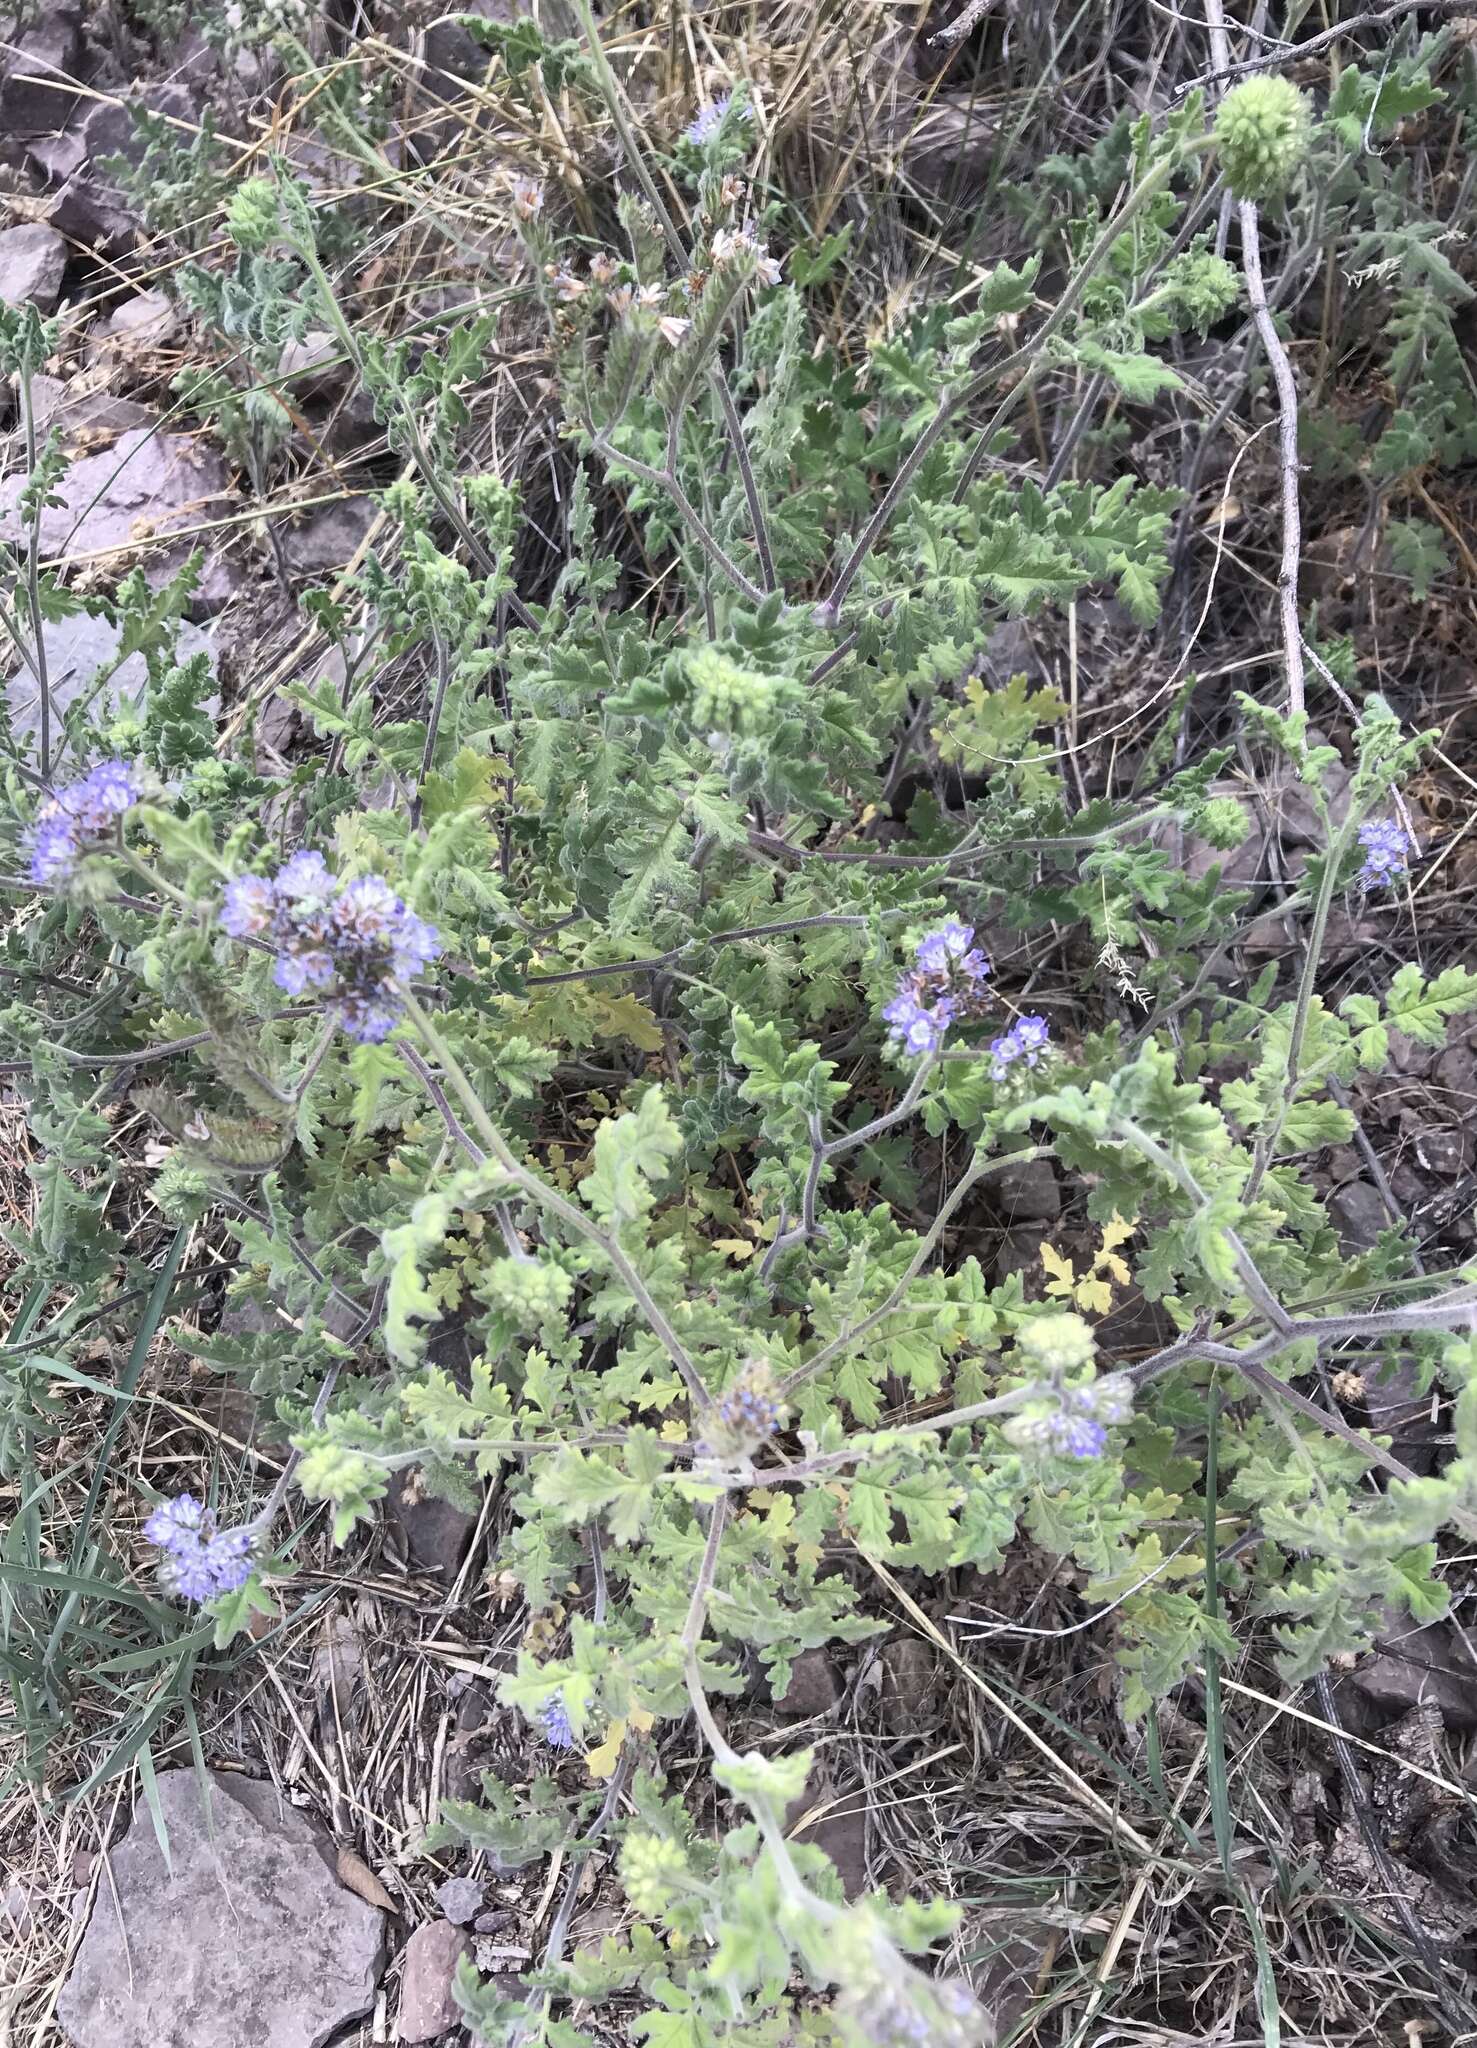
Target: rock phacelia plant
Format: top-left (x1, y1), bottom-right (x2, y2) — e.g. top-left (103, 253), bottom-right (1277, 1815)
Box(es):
top-left (5, 21), bottom-right (1477, 2048)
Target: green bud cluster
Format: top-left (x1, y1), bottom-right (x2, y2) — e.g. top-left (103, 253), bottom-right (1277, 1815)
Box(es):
top-left (1215, 77), bottom-right (1314, 201)
top-left (479, 1256), bottom-right (573, 1326)
top-left (685, 647), bottom-right (791, 736)
top-left (620, 1833), bottom-right (690, 1917)
top-left (1017, 1311), bottom-right (1097, 1374)
top-left (1197, 796), bottom-right (1252, 850)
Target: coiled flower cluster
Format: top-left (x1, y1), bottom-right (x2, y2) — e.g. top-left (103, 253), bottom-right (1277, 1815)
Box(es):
top-left (883, 921), bottom-right (991, 1057)
top-left (683, 92), bottom-right (743, 146)
top-left (27, 759), bottom-right (142, 885)
top-left (1003, 1372), bottom-right (1135, 1460)
top-left (989, 1013), bottom-right (1051, 1080)
top-left (220, 851), bottom-right (440, 1044)
top-left (1357, 819), bottom-right (1408, 889)
top-left (1214, 76), bottom-right (1313, 201)
top-left (703, 1361), bottom-right (785, 1458)
top-left (145, 1494), bottom-right (255, 1603)
top-left (541, 1692), bottom-right (575, 1750)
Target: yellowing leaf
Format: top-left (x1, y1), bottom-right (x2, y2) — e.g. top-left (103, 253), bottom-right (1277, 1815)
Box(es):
top-left (585, 1720), bottom-right (626, 1780)
top-left (1039, 1243), bottom-right (1076, 1295)
top-left (628, 1706), bottom-right (655, 1736)
top-left (583, 989), bottom-right (665, 1053)
top-left (659, 1419), bottom-right (689, 1444)
top-left (1100, 1213), bottom-right (1137, 1255)
top-left (712, 1237), bottom-right (757, 1262)
top-left (1075, 1277), bottom-right (1114, 1315)
top-left (1101, 1252), bottom-right (1132, 1286)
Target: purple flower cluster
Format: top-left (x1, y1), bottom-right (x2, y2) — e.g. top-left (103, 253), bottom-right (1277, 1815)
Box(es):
top-left (989, 1013), bottom-right (1050, 1081)
top-left (1005, 1374), bottom-right (1134, 1460)
top-left (145, 1494), bottom-right (254, 1602)
top-left (883, 921), bottom-right (991, 1057)
top-left (27, 759), bottom-right (142, 885)
top-left (1357, 818), bottom-right (1408, 889)
top-left (541, 1692), bottom-right (575, 1750)
top-left (220, 852), bottom-right (440, 1043)
top-left (683, 92), bottom-right (741, 145)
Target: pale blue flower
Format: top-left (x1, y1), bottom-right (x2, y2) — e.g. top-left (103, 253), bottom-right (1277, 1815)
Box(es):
top-left (1357, 819), bottom-right (1408, 888)
top-left (541, 1693), bottom-right (575, 1749)
top-left (146, 1493), bottom-right (255, 1603)
top-left (684, 92), bottom-right (741, 145)
top-left (26, 759), bottom-right (143, 885)
top-left (990, 1014), bottom-right (1050, 1080)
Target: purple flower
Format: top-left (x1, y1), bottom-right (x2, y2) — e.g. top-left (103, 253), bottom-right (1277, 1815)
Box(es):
top-left (683, 92), bottom-right (740, 145)
top-left (25, 759), bottom-right (142, 886)
top-left (715, 1368), bottom-right (782, 1445)
top-left (67, 760), bottom-right (140, 831)
top-left (144, 1493), bottom-right (207, 1547)
top-left (203, 1526), bottom-right (255, 1595)
top-left (883, 921), bottom-right (989, 1058)
top-left (28, 809), bottom-right (81, 885)
top-left (274, 850), bottom-right (335, 901)
top-left (336, 992), bottom-right (405, 1045)
top-left (915, 921), bottom-right (976, 975)
top-left (990, 1014), bottom-right (1050, 1080)
top-left (1004, 1373), bottom-right (1133, 1461)
top-left (145, 1492), bottom-right (255, 1603)
top-left (1357, 818), bottom-right (1408, 888)
top-left (219, 854), bottom-right (440, 1041)
top-left (220, 874), bottom-right (276, 938)
top-left (541, 1693), bottom-right (575, 1750)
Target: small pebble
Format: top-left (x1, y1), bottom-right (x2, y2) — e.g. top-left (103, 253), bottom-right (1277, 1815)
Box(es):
top-left (433, 1874), bottom-right (483, 1926)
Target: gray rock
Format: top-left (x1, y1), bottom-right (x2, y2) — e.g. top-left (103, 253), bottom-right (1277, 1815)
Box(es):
top-left (0, 223), bottom-right (68, 311)
top-left (773, 1646), bottom-right (841, 1719)
top-left (2, 1881), bottom-right (34, 1938)
top-left (27, 128), bottom-right (89, 183)
top-left (56, 1768), bottom-right (383, 2048)
top-left (1328, 1180), bottom-right (1390, 1253)
top-left (397, 1920), bottom-right (471, 2043)
top-left (879, 1635), bottom-right (944, 1736)
top-left (28, 373), bottom-right (156, 437)
top-left (384, 1470), bottom-right (479, 1583)
top-left (278, 497), bottom-right (376, 576)
top-left (433, 1875), bottom-right (484, 1926)
top-left (4, 606), bottom-right (215, 744)
top-left (987, 1154), bottom-right (1061, 1223)
top-left (0, 11), bottom-right (84, 135)
top-left (1350, 1614), bottom-right (1477, 1729)
top-left (992, 1223), bottom-right (1051, 1290)
top-left (1271, 740), bottom-right (1352, 848)
top-left (46, 175), bottom-right (137, 254)
top-left (423, 0), bottom-right (518, 93)
top-left (277, 329), bottom-right (347, 400)
top-left (75, 85), bottom-right (199, 173)
top-left (86, 289), bottom-right (178, 361)
top-left (0, 423), bottom-right (231, 571)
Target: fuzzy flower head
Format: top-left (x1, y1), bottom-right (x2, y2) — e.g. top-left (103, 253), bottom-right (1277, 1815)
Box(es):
top-left (219, 856), bottom-right (440, 1043)
top-left (1215, 75), bottom-right (1313, 200)
top-left (990, 1013), bottom-right (1050, 1081)
top-left (1003, 1372), bottom-right (1134, 1461)
top-left (1357, 818), bottom-right (1409, 889)
top-left (884, 921), bottom-right (990, 1058)
top-left (146, 1493), bottom-right (255, 1603)
top-left (541, 1692), bottom-right (575, 1751)
top-left (705, 1361), bottom-right (785, 1458)
top-left (683, 91), bottom-right (746, 147)
top-left (26, 759), bottom-right (143, 886)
